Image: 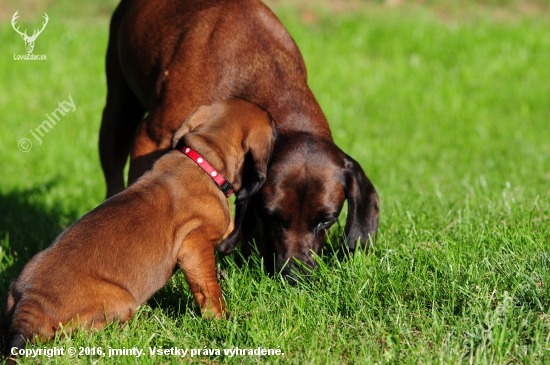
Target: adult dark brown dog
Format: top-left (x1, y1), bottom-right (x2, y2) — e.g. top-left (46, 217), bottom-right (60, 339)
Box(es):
top-left (1, 100), bottom-right (275, 358)
top-left (99, 0), bottom-right (379, 278)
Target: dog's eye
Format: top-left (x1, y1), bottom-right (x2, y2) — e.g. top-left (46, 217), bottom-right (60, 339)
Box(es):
top-left (316, 219), bottom-right (334, 230)
top-left (266, 220), bottom-right (284, 234)
top-left (262, 209), bottom-right (281, 221)
top-left (314, 219), bottom-right (333, 237)
top-left (262, 210), bottom-right (286, 233)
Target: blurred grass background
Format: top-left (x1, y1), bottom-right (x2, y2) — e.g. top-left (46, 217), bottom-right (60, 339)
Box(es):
top-left (1, 0), bottom-right (549, 363)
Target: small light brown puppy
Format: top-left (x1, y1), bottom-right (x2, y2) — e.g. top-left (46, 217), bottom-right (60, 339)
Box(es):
top-left (1, 100), bottom-right (275, 356)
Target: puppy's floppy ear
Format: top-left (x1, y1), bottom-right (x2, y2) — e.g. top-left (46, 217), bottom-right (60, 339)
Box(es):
top-left (234, 121), bottom-right (277, 205)
top-left (170, 104), bottom-right (219, 150)
top-left (342, 153), bottom-right (379, 251)
top-left (219, 117), bottom-right (275, 255)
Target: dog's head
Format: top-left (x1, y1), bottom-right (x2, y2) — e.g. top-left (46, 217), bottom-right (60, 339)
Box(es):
top-left (219, 132), bottom-right (379, 279)
top-left (170, 100), bottom-right (276, 204)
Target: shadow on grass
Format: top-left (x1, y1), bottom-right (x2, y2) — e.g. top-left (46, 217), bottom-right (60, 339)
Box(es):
top-left (147, 271), bottom-right (197, 319)
top-left (0, 181), bottom-right (80, 293)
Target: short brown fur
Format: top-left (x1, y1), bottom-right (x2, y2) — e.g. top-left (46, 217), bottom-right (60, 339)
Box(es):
top-left (2, 100), bottom-right (275, 355)
top-left (100, 0), bottom-right (379, 278)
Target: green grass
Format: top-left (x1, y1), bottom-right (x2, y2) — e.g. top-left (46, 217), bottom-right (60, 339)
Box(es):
top-left (1, 0), bottom-right (549, 363)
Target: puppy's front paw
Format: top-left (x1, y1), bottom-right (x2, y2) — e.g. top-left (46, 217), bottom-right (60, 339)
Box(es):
top-left (201, 298), bottom-right (230, 319)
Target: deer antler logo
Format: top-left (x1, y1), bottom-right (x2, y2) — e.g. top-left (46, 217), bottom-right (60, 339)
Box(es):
top-left (11, 11), bottom-right (49, 54)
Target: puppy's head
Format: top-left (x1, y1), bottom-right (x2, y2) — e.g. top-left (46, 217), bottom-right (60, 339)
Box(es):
top-left (219, 132), bottom-right (379, 280)
top-left (171, 100), bottom-right (276, 204)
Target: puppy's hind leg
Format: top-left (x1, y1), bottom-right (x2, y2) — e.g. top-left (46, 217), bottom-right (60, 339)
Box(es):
top-left (84, 287), bottom-right (139, 331)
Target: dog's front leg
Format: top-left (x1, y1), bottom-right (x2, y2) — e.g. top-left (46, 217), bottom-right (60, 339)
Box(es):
top-left (177, 234), bottom-right (228, 319)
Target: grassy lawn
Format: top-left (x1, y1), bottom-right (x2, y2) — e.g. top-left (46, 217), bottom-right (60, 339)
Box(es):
top-left (1, 0), bottom-right (549, 363)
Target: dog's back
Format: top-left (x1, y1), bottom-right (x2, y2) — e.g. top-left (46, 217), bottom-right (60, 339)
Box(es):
top-left (102, 0), bottom-right (336, 199)
top-left (119, 0), bottom-right (311, 116)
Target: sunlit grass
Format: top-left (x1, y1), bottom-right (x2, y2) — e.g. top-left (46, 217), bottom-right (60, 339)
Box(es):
top-left (0, 0), bottom-right (549, 363)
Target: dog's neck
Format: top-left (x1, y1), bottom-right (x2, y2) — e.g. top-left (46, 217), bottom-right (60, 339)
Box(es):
top-left (266, 88), bottom-right (333, 141)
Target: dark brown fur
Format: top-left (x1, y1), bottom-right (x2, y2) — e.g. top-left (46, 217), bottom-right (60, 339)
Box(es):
top-left (2, 100), bottom-right (275, 357)
top-left (99, 0), bottom-right (379, 278)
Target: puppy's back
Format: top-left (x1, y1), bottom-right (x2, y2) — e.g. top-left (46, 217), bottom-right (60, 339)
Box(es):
top-left (2, 153), bottom-right (225, 350)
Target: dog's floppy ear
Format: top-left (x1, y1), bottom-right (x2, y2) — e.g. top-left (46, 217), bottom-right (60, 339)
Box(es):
top-left (234, 122), bottom-right (277, 205)
top-left (342, 153), bottom-right (379, 251)
top-left (170, 105), bottom-right (220, 150)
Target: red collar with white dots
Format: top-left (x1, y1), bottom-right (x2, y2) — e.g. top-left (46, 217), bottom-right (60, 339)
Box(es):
top-left (181, 146), bottom-right (234, 198)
